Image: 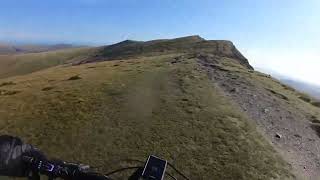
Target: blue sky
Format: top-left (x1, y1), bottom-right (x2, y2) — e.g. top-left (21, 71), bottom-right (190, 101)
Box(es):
top-left (0, 0), bottom-right (319, 85)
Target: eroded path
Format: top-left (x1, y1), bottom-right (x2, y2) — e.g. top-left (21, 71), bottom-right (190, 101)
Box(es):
top-left (198, 54), bottom-right (320, 180)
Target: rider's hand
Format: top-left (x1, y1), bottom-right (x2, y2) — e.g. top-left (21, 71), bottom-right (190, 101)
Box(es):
top-left (0, 135), bottom-right (46, 177)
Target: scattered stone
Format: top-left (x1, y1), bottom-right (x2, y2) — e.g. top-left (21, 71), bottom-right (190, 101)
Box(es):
top-left (68, 75), bottom-right (82, 81)
top-left (263, 108), bottom-right (270, 113)
top-left (0, 81), bottom-right (16, 87)
top-left (308, 138), bottom-right (315, 142)
top-left (185, 108), bottom-right (193, 114)
top-left (294, 134), bottom-right (302, 138)
top-left (230, 88), bottom-right (239, 93)
top-left (0, 89), bottom-right (20, 96)
top-left (266, 88), bottom-right (289, 101)
top-left (77, 98), bottom-right (85, 103)
top-left (275, 133), bottom-right (282, 139)
top-left (311, 116), bottom-right (320, 124)
top-left (42, 87), bottom-right (54, 91)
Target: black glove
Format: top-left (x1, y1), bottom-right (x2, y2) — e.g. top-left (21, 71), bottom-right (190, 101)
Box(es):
top-left (0, 135), bottom-right (46, 177)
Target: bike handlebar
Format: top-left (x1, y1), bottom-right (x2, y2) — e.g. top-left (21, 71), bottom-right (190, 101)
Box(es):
top-left (22, 156), bottom-right (110, 180)
top-left (22, 154), bottom-right (189, 180)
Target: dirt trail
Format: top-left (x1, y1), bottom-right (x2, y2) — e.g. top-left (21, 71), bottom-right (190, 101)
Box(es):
top-left (198, 56), bottom-right (320, 180)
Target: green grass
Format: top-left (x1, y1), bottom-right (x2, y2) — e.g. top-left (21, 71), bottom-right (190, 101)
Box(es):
top-left (0, 47), bottom-right (96, 79)
top-left (0, 35), bottom-right (252, 82)
top-left (0, 54), bottom-right (292, 179)
top-left (98, 35), bottom-right (252, 69)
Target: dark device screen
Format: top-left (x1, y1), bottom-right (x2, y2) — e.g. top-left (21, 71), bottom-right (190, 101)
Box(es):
top-left (142, 155), bottom-right (167, 180)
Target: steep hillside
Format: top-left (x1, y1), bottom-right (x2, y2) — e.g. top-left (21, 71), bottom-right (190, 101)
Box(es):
top-left (0, 36), bottom-right (252, 80)
top-left (0, 54), bottom-right (293, 179)
top-left (78, 35), bottom-right (252, 70)
top-left (281, 79), bottom-right (320, 100)
top-left (2, 36), bottom-right (319, 179)
top-left (199, 55), bottom-right (320, 179)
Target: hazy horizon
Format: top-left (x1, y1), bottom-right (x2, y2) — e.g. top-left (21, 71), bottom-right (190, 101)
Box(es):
top-left (1, 0), bottom-right (319, 86)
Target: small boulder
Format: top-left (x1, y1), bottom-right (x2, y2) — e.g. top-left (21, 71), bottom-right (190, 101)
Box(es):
top-left (294, 134), bottom-right (302, 138)
top-left (68, 75), bottom-right (82, 81)
top-left (263, 108), bottom-right (270, 113)
top-left (230, 88), bottom-right (239, 93)
top-left (275, 133), bottom-right (282, 139)
top-left (42, 87), bottom-right (54, 91)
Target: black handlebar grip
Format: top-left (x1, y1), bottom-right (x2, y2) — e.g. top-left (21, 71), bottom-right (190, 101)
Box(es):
top-left (23, 156), bottom-right (110, 180)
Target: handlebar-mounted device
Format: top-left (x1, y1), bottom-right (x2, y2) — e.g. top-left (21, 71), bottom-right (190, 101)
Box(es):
top-left (23, 155), bottom-right (189, 180)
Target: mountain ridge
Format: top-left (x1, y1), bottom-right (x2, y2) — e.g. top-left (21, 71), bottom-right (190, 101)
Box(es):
top-left (74, 35), bottom-right (253, 70)
top-left (0, 35), bottom-right (252, 80)
top-left (1, 35), bottom-right (320, 179)
top-left (0, 43), bottom-right (84, 55)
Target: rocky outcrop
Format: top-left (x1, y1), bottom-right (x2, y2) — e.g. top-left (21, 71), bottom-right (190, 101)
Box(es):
top-left (93, 35), bottom-right (254, 70)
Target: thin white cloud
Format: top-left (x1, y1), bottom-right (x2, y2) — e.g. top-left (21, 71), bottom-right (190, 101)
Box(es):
top-left (244, 48), bottom-right (320, 86)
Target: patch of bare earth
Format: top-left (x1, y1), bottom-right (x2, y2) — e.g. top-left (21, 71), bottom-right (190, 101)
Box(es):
top-left (198, 55), bottom-right (320, 180)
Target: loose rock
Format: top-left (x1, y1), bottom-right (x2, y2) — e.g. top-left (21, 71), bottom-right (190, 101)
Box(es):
top-left (275, 133), bottom-right (282, 139)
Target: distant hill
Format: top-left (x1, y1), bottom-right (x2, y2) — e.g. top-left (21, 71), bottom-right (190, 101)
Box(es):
top-left (0, 47), bottom-right (97, 79)
top-left (281, 79), bottom-right (320, 100)
top-left (0, 43), bottom-right (84, 55)
top-left (0, 35), bottom-right (252, 80)
top-left (86, 35), bottom-right (253, 69)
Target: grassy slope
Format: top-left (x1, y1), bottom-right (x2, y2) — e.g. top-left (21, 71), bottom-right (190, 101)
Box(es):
top-left (0, 47), bottom-right (96, 79)
top-left (0, 36), bottom-right (252, 81)
top-left (0, 54), bottom-right (292, 179)
top-left (218, 58), bottom-right (320, 122)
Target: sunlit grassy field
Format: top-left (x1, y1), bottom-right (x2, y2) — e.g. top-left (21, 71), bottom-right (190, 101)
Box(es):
top-left (0, 54), bottom-right (293, 179)
top-left (0, 47), bottom-right (96, 79)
